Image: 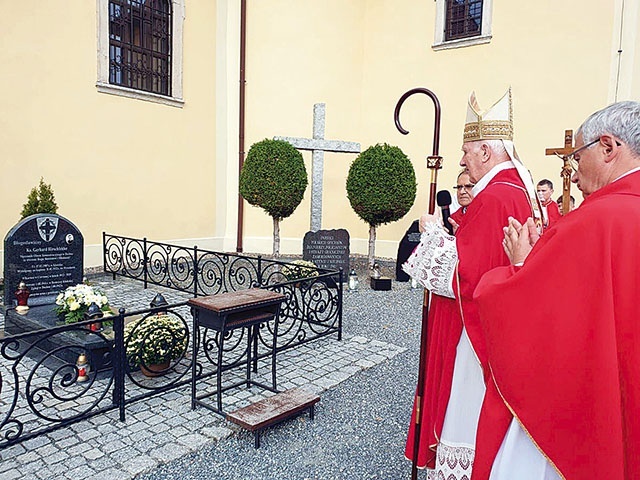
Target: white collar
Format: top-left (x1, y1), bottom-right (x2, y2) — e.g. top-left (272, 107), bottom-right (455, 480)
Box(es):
top-left (614, 166), bottom-right (640, 182)
top-left (471, 161), bottom-right (515, 196)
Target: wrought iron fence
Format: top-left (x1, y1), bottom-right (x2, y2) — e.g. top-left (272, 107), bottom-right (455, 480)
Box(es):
top-left (102, 233), bottom-right (343, 351)
top-left (0, 303), bottom-right (187, 449)
top-left (0, 237), bottom-right (343, 448)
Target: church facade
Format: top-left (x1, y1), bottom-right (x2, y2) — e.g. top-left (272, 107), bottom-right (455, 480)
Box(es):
top-left (1, 0), bottom-right (638, 271)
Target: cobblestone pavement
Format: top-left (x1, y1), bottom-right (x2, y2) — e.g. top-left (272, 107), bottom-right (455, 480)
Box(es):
top-left (2, 273), bottom-right (423, 480)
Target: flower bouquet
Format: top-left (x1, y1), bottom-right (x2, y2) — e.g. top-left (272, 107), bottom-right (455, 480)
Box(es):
top-left (124, 313), bottom-right (188, 372)
top-left (55, 283), bottom-right (111, 324)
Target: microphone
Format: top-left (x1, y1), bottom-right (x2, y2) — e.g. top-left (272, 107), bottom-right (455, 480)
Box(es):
top-left (437, 190), bottom-right (454, 236)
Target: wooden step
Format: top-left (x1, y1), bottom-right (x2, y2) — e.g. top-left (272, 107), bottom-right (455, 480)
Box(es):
top-left (226, 388), bottom-right (320, 448)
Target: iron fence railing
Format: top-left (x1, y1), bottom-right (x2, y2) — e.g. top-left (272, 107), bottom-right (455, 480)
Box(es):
top-left (0, 235), bottom-right (343, 448)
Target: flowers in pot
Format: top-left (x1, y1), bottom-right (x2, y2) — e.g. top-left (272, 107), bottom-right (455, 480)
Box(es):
top-left (55, 283), bottom-right (110, 324)
top-left (124, 313), bottom-right (188, 375)
top-left (281, 259), bottom-right (319, 282)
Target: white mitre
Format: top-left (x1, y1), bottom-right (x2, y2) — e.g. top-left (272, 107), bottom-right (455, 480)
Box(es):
top-left (464, 89), bottom-right (513, 142)
top-left (463, 88), bottom-right (541, 222)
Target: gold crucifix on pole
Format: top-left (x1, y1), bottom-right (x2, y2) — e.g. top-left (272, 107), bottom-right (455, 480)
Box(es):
top-left (545, 130), bottom-right (574, 215)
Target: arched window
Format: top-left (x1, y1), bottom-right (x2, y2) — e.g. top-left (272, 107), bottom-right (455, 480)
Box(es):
top-left (445, 0), bottom-right (483, 41)
top-left (109, 0), bottom-right (172, 96)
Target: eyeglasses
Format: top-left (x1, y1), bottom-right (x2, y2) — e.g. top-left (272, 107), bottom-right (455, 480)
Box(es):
top-left (563, 138), bottom-right (600, 172)
top-left (559, 137), bottom-right (622, 172)
top-left (453, 183), bottom-right (475, 191)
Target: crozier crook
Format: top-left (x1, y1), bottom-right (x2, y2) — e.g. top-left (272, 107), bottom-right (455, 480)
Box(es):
top-left (394, 87), bottom-right (443, 216)
top-left (394, 86), bottom-right (444, 480)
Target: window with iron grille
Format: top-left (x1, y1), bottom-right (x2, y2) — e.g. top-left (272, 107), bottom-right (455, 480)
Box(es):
top-left (445, 0), bottom-right (483, 41)
top-left (109, 0), bottom-right (172, 96)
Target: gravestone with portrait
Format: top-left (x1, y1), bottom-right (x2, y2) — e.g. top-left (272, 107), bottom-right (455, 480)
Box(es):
top-left (395, 219), bottom-right (421, 281)
top-left (4, 213), bottom-right (84, 307)
top-left (2, 214), bottom-right (109, 370)
top-left (303, 229), bottom-right (350, 274)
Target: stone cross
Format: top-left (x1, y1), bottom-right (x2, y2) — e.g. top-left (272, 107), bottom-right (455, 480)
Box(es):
top-left (275, 103), bottom-right (360, 232)
top-left (545, 130), bottom-right (574, 215)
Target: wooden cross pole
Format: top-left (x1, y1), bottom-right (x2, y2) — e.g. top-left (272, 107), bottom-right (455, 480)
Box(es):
top-left (545, 130), bottom-right (574, 215)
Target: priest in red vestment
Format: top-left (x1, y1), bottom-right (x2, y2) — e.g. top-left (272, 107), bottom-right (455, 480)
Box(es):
top-left (473, 100), bottom-right (640, 480)
top-left (403, 89), bottom-right (539, 479)
top-left (449, 170), bottom-right (475, 231)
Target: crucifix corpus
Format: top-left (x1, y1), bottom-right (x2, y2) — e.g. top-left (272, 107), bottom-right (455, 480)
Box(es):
top-left (545, 129), bottom-right (574, 215)
top-left (275, 103), bottom-right (360, 232)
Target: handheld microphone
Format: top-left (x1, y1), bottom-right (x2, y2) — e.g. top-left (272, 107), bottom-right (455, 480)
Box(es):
top-left (436, 190), bottom-right (454, 236)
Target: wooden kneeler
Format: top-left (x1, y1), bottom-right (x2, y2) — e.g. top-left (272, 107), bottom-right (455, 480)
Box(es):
top-left (226, 388), bottom-right (320, 448)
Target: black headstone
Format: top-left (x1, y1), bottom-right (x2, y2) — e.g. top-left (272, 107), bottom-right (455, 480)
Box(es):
top-left (395, 219), bottom-right (421, 282)
top-left (4, 213), bottom-right (84, 307)
top-left (303, 229), bottom-right (350, 272)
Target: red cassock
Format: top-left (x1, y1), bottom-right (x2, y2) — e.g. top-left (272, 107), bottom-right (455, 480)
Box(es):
top-left (474, 170), bottom-right (640, 479)
top-left (544, 199), bottom-right (561, 228)
top-left (405, 167), bottom-right (534, 468)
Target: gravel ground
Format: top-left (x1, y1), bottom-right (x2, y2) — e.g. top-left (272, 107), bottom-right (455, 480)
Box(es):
top-left (140, 268), bottom-right (426, 480)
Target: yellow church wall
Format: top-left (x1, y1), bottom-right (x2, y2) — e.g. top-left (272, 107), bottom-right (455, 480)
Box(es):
top-left (610, 0), bottom-right (640, 102)
top-left (242, 1), bottom-right (367, 255)
top-left (242, 0), bottom-right (622, 260)
top-left (1, 0), bottom-right (636, 280)
top-left (0, 2), bottom-right (219, 272)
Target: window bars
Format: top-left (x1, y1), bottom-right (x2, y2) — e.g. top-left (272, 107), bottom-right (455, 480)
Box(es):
top-left (109, 0), bottom-right (172, 96)
top-left (445, 0), bottom-right (483, 41)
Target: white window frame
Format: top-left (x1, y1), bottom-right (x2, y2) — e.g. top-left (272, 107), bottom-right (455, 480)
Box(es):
top-left (96, 0), bottom-right (185, 108)
top-left (432, 0), bottom-right (493, 51)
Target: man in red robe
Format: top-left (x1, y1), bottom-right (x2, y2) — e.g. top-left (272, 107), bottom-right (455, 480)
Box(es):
top-left (474, 100), bottom-right (640, 479)
top-left (536, 179), bottom-right (561, 229)
top-left (449, 170), bottom-right (475, 230)
top-left (403, 89), bottom-right (538, 479)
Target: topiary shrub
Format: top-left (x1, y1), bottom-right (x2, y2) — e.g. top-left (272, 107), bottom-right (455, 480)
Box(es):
top-left (239, 139), bottom-right (308, 256)
top-left (21, 177), bottom-right (59, 219)
top-left (346, 143), bottom-right (416, 268)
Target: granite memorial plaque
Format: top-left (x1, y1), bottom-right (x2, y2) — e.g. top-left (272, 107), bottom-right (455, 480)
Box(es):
top-left (303, 229), bottom-right (350, 272)
top-left (4, 213), bottom-right (83, 307)
top-left (395, 219), bottom-right (421, 282)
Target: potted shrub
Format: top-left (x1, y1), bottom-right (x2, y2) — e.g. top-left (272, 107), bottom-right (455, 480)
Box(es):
top-left (124, 313), bottom-right (188, 376)
top-left (346, 143), bottom-right (416, 268)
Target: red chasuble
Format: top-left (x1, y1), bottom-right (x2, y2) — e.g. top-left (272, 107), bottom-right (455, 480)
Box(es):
top-left (474, 170), bottom-right (640, 479)
top-left (405, 167), bottom-right (534, 468)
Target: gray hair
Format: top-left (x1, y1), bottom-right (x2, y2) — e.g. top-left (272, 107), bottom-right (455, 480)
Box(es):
top-left (483, 139), bottom-right (507, 157)
top-left (577, 101), bottom-right (640, 157)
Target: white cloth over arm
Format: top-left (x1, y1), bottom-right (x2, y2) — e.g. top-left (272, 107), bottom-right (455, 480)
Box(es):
top-left (402, 222), bottom-right (457, 298)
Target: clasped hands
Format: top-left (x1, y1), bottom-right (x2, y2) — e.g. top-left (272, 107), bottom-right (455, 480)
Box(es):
top-left (502, 217), bottom-right (540, 265)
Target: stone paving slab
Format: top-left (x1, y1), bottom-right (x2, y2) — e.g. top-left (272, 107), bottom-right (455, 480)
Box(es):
top-left (1, 276), bottom-right (406, 479)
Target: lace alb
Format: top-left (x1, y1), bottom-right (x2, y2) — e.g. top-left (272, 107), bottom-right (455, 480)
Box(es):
top-left (402, 222), bottom-right (457, 298)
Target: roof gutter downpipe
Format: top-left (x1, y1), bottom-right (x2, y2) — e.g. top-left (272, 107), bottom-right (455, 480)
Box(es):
top-left (236, 0), bottom-right (247, 252)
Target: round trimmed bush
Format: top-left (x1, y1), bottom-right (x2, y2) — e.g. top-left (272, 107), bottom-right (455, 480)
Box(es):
top-left (346, 143), bottom-right (416, 227)
top-left (239, 139), bottom-right (307, 220)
